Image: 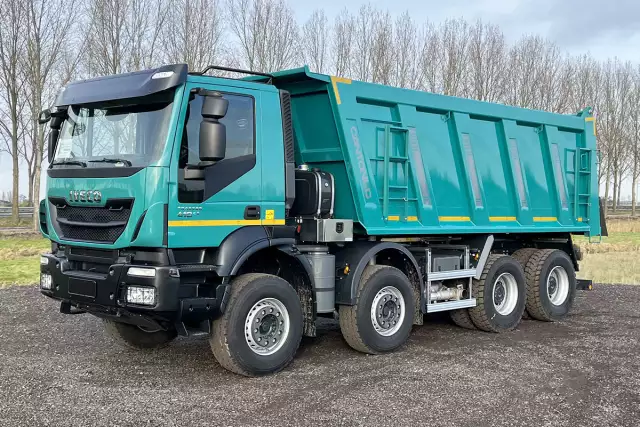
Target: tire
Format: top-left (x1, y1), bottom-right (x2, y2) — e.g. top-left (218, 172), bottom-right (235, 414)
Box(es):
top-left (339, 265), bottom-right (415, 354)
top-left (210, 273), bottom-right (303, 376)
top-left (104, 320), bottom-right (177, 350)
top-left (524, 249), bottom-right (576, 322)
top-left (511, 248), bottom-right (538, 319)
top-left (449, 309), bottom-right (476, 330)
top-left (468, 255), bottom-right (526, 333)
top-left (512, 248), bottom-right (538, 269)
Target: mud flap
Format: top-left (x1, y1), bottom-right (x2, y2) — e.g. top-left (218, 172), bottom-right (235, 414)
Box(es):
top-left (576, 279), bottom-right (593, 291)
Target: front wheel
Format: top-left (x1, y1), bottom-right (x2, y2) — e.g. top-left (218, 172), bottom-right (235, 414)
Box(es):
top-left (103, 320), bottom-right (177, 350)
top-left (339, 265), bottom-right (415, 354)
top-left (210, 274), bottom-right (303, 376)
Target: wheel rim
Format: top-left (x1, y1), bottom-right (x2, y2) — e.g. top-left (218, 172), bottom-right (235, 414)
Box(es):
top-left (547, 266), bottom-right (570, 306)
top-left (244, 298), bottom-right (290, 356)
top-left (370, 286), bottom-right (405, 337)
top-left (492, 273), bottom-right (519, 315)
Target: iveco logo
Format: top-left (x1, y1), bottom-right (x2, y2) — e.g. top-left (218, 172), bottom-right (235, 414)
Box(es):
top-left (69, 190), bottom-right (102, 203)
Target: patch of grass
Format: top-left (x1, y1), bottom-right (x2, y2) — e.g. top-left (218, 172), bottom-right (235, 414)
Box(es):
top-left (0, 256), bottom-right (42, 288)
top-left (0, 234), bottom-right (49, 261)
top-left (0, 217), bottom-right (31, 228)
top-left (0, 235), bottom-right (49, 287)
top-left (605, 217), bottom-right (640, 233)
top-left (578, 251), bottom-right (640, 284)
top-left (574, 232), bottom-right (640, 254)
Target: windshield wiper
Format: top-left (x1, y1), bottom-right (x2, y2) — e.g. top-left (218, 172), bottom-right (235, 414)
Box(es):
top-left (51, 160), bottom-right (87, 167)
top-left (88, 158), bottom-right (132, 167)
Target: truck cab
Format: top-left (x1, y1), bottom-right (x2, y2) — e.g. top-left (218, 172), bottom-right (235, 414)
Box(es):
top-left (39, 64), bottom-right (597, 376)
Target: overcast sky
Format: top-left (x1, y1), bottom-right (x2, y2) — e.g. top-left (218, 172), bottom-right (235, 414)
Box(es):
top-left (2, 0), bottom-right (638, 199)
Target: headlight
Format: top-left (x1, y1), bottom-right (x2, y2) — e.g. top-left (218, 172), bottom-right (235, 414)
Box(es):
top-left (40, 273), bottom-right (52, 290)
top-left (126, 286), bottom-right (156, 305)
top-left (40, 256), bottom-right (49, 265)
top-left (127, 267), bottom-right (156, 277)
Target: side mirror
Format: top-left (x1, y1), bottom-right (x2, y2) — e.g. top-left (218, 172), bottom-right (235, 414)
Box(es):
top-left (199, 90), bottom-right (229, 162)
top-left (47, 110), bottom-right (66, 163)
top-left (38, 108), bottom-right (52, 124)
top-left (47, 129), bottom-right (59, 163)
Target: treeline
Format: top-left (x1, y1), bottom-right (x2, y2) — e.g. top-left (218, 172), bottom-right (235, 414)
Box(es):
top-left (0, 0), bottom-right (639, 231)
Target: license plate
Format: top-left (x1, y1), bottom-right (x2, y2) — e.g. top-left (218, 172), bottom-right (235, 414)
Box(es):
top-left (68, 278), bottom-right (97, 298)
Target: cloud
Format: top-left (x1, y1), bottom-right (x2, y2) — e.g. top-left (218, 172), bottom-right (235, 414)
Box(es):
top-left (511, 0), bottom-right (640, 45)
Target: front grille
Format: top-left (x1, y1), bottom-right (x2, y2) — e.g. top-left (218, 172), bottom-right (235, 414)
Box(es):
top-left (50, 198), bottom-right (133, 243)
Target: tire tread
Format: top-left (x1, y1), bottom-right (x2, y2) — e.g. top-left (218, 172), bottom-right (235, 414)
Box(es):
top-left (524, 249), bottom-right (557, 321)
top-left (210, 273), bottom-right (301, 376)
top-left (450, 309), bottom-right (476, 330)
top-left (339, 265), bottom-right (389, 354)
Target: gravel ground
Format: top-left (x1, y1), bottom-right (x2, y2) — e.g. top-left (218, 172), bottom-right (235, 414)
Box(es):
top-left (1, 285), bottom-right (639, 427)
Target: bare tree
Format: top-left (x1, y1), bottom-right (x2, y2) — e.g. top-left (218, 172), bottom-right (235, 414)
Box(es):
top-left (127, 0), bottom-right (168, 70)
top-left (439, 19), bottom-right (470, 97)
top-left (0, 0), bottom-right (26, 222)
top-left (332, 9), bottom-right (355, 77)
top-left (163, 0), bottom-right (225, 71)
top-left (85, 0), bottom-right (130, 76)
top-left (630, 66), bottom-right (640, 216)
top-left (21, 0), bottom-right (79, 229)
top-left (418, 22), bottom-right (440, 93)
top-left (228, 0), bottom-right (300, 73)
top-left (370, 11), bottom-right (394, 85)
top-left (468, 20), bottom-right (506, 102)
top-left (393, 12), bottom-right (420, 89)
top-left (302, 9), bottom-right (330, 74)
top-left (352, 4), bottom-right (378, 81)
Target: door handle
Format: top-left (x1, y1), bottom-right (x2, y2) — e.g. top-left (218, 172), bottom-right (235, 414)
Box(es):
top-left (244, 205), bottom-right (260, 220)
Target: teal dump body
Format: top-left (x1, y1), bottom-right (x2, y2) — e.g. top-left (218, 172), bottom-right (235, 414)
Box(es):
top-left (272, 66), bottom-right (600, 237)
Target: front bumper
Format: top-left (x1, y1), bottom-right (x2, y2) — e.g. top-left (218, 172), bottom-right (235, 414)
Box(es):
top-left (40, 252), bottom-right (224, 328)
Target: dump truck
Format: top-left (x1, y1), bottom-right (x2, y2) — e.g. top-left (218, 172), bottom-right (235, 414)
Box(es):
top-left (38, 64), bottom-right (602, 376)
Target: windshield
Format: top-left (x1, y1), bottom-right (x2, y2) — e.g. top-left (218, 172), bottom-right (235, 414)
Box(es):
top-left (52, 96), bottom-right (174, 168)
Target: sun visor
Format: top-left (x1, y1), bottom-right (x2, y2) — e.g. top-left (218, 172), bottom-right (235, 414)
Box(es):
top-left (55, 64), bottom-right (188, 107)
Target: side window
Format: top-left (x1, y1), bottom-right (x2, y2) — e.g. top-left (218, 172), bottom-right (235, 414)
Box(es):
top-left (178, 92), bottom-right (256, 203)
top-left (181, 93), bottom-right (255, 166)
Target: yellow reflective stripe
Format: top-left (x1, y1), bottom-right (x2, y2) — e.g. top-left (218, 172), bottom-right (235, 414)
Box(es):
top-left (489, 216), bottom-right (517, 222)
top-left (387, 215), bottom-right (400, 221)
top-left (577, 217), bottom-right (583, 222)
top-left (533, 217), bottom-right (557, 222)
top-left (330, 76), bottom-right (352, 105)
top-left (407, 216), bottom-right (419, 222)
top-left (439, 216), bottom-right (471, 222)
top-left (168, 219), bottom-right (285, 227)
top-left (586, 117), bottom-right (596, 136)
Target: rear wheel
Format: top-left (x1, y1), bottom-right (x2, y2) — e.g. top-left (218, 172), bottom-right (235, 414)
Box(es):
top-left (339, 265), bottom-right (415, 354)
top-left (469, 255), bottom-right (526, 332)
top-left (524, 249), bottom-right (576, 321)
top-left (210, 273), bottom-right (303, 376)
top-left (104, 320), bottom-right (177, 350)
top-left (511, 248), bottom-right (538, 319)
top-left (449, 308), bottom-right (476, 330)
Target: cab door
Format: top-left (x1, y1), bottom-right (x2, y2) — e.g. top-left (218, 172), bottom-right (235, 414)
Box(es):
top-left (167, 81), bottom-right (263, 248)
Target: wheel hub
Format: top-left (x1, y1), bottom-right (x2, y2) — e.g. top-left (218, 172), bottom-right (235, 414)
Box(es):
top-left (492, 273), bottom-right (519, 316)
top-left (245, 298), bottom-right (289, 355)
top-left (547, 266), bottom-right (570, 306)
top-left (493, 281), bottom-right (506, 306)
top-left (370, 286), bottom-right (405, 336)
top-left (547, 276), bottom-right (558, 297)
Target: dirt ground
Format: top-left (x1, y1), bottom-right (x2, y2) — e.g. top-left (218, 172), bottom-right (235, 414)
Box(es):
top-left (0, 284), bottom-right (639, 427)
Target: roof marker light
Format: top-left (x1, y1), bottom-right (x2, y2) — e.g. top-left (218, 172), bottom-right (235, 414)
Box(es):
top-left (151, 71), bottom-right (174, 80)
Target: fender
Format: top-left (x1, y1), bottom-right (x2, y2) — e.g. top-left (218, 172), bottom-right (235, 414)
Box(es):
top-left (216, 226), bottom-right (298, 277)
top-left (334, 241), bottom-right (423, 305)
top-left (215, 226), bottom-right (269, 276)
